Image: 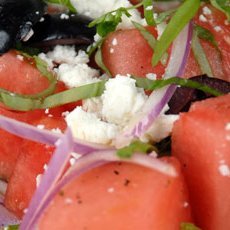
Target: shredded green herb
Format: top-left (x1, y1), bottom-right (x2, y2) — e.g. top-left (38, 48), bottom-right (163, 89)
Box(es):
top-left (0, 80), bottom-right (105, 111)
top-left (44, 0), bottom-right (76, 13)
top-left (194, 24), bottom-right (218, 49)
top-left (117, 140), bottom-right (156, 158)
top-left (3, 225), bottom-right (19, 230)
top-left (143, 0), bottom-right (156, 26)
top-left (181, 222), bottom-right (201, 230)
top-left (191, 29), bottom-right (214, 77)
top-left (133, 76), bottom-right (223, 96)
top-left (152, 0), bottom-right (200, 66)
top-left (210, 0), bottom-right (230, 19)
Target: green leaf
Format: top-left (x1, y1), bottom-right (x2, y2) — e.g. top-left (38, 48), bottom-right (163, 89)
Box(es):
top-left (210, 0), bottom-right (230, 19)
top-left (194, 24), bottom-right (218, 48)
top-left (88, 7), bottom-right (131, 37)
top-left (143, 0), bottom-right (156, 26)
top-left (3, 225), bottom-right (19, 230)
top-left (152, 0), bottom-right (200, 66)
top-left (117, 140), bottom-right (156, 158)
top-left (0, 81), bottom-right (106, 111)
top-left (180, 222), bottom-right (201, 230)
top-left (95, 47), bottom-right (112, 76)
top-left (132, 21), bottom-right (156, 49)
top-left (191, 29), bottom-right (214, 77)
top-left (44, 0), bottom-right (77, 13)
top-left (133, 76), bottom-right (223, 96)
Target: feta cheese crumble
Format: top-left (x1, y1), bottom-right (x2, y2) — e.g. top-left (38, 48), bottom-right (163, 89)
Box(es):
top-left (219, 164), bottom-right (230, 177)
top-left (65, 107), bottom-right (119, 144)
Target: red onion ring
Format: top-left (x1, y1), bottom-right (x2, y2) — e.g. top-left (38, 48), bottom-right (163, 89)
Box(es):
top-left (114, 22), bottom-right (193, 148)
top-left (20, 128), bottom-right (74, 230)
top-left (0, 115), bottom-right (111, 154)
top-left (21, 148), bottom-right (177, 229)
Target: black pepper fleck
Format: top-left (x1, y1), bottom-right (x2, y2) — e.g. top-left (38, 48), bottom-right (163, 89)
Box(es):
top-left (124, 179), bottom-right (130, 186)
top-left (113, 170), bottom-right (120, 175)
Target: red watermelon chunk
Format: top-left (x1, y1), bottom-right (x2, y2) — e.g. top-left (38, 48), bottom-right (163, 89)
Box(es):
top-left (38, 157), bottom-right (192, 230)
top-left (172, 94), bottom-right (230, 230)
top-left (4, 116), bottom-right (67, 218)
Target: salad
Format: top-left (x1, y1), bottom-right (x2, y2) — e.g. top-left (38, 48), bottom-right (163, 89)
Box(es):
top-left (0, 0), bottom-right (229, 229)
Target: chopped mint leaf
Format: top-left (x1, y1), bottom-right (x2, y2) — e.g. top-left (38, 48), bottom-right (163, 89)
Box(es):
top-left (133, 76), bottom-right (223, 96)
top-left (132, 21), bottom-right (156, 49)
top-left (88, 7), bottom-right (132, 37)
top-left (4, 225), bottom-right (19, 230)
top-left (194, 24), bottom-right (218, 49)
top-left (181, 222), bottom-right (201, 230)
top-left (143, 0), bottom-right (156, 26)
top-left (192, 28), bottom-right (214, 77)
top-left (210, 0), bottom-right (230, 19)
top-left (152, 0), bottom-right (200, 66)
top-left (44, 0), bottom-right (76, 13)
top-left (117, 141), bottom-right (156, 158)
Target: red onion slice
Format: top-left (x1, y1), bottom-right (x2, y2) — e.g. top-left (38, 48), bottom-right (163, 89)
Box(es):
top-left (20, 128), bottom-right (74, 230)
top-left (26, 150), bottom-right (177, 229)
top-left (0, 194), bottom-right (20, 227)
top-left (115, 22), bottom-right (193, 148)
top-left (0, 115), bottom-right (111, 154)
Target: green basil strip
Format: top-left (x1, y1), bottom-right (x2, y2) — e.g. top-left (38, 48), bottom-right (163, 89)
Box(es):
top-left (194, 24), bottom-right (218, 48)
top-left (95, 47), bottom-right (112, 77)
top-left (180, 222), bottom-right (201, 230)
top-left (210, 0), bottom-right (230, 19)
top-left (143, 0), bottom-right (156, 26)
top-left (41, 80), bottom-right (106, 108)
top-left (0, 81), bottom-right (106, 111)
top-left (132, 21), bottom-right (156, 49)
top-left (134, 76), bottom-right (223, 96)
top-left (192, 29), bottom-right (214, 77)
top-left (0, 56), bottom-right (57, 101)
top-left (117, 140), bottom-right (155, 158)
top-left (44, 0), bottom-right (77, 13)
top-left (152, 0), bottom-right (200, 66)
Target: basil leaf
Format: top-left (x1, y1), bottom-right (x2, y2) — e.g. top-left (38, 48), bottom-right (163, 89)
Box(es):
top-left (88, 7), bottom-right (131, 37)
top-left (132, 21), bottom-right (156, 49)
top-left (133, 76), bottom-right (223, 96)
top-left (194, 24), bottom-right (218, 48)
top-left (3, 225), bottom-right (19, 230)
top-left (192, 29), bottom-right (214, 77)
top-left (44, 0), bottom-right (76, 13)
top-left (152, 0), bottom-right (200, 66)
top-left (181, 222), bottom-right (201, 230)
top-left (95, 46), bottom-right (112, 77)
top-left (0, 81), bottom-right (106, 111)
top-left (210, 0), bottom-right (230, 19)
top-left (117, 140), bottom-right (155, 158)
top-left (143, 0), bottom-right (156, 26)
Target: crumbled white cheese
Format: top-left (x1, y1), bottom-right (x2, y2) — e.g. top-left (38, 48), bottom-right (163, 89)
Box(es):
top-left (36, 174), bottom-right (42, 187)
top-left (146, 73), bottom-right (157, 80)
top-left (214, 26), bottom-right (222, 32)
top-left (65, 107), bottom-right (119, 144)
top-left (202, 6), bottom-right (212, 15)
top-left (60, 13), bottom-right (70, 20)
top-left (219, 164), bottom-right (230, 177)
top-left (39, 46), bottom-right (89, 67)
top-left (143, 113), bottom-right (179, 142)
top-left (112, 38), bottom-right (118, 46)
top-left (225, 122), bottom-right (230, 131)
top-left (199, 14), bottom-right (208, 22)
top-left (70, 0), bottom-right (146, 29)
top-left (101, 75), bottom-right (147, 127)
top-left (37, 124), bottom-right (45, 130)
top-left (56, 63), bottom-right (100, 88)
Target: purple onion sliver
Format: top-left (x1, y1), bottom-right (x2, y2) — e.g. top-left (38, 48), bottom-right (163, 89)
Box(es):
top-left (20, 128), bottom-right (74, 230)
top-left (114, 22), bottom-right (193, 148)
top-left (29, 150), bottom-right (177, 228)
top-left (0, 115), bottom-right (111, 154)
